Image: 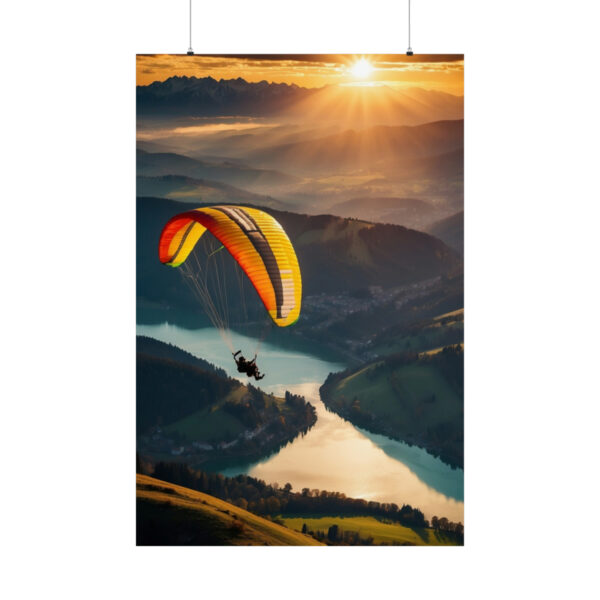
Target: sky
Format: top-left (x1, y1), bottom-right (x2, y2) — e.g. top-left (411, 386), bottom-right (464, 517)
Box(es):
top-left (137, 54), bottom-right (464, 95)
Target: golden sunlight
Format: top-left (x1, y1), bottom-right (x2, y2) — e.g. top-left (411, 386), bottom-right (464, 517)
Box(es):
top-left (350, 58), bottom-right (374, 79)
top-left (137, 55), bottom-right (465, 95)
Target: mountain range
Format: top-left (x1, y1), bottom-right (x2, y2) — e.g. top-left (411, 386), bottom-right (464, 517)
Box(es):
top-left (248, 120), bottom-right (463, 174)
top-left (137, 76), bottom-right (317, 118)
top-left (137, 117), bottom-right (463, 215)
top-left (137, 77), bottom-right (463, 126)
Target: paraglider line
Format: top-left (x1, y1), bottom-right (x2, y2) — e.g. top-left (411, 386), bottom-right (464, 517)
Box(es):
top-left (207, 244), bottom-right (225, 258)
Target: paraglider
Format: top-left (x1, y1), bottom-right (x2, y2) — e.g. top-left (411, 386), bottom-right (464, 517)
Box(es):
top-left (158, 205), bottom-right (302, 377)
top-left (233, 350), bottom-right (264, 380)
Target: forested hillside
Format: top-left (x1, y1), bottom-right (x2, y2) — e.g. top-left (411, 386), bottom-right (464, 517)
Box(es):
top-left (137, 337), bottom-right (316, 467)
top-left (320, 345), bottom-right (464, 468)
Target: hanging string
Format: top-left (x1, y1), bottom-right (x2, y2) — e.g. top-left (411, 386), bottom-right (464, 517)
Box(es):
top-left (407, 0), bottom-right (414, 56)
top-left (253, 317), bottom-right (273, 357)
top-left (187, 0), bottom-right (194, 55)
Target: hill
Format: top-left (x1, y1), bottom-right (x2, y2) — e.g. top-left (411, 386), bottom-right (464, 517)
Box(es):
top-left (301, 273), bottom-right (463, 361)
top-left (383, 148), bottom-right (463, 181)
top-left (136, 335), bottom-right (227, 376)
top-left (140, 459), bottom-right (463, 544)
top-left (320, 345), bottom-right (464, 468)
top-left (329, 196), bottom-right (440, 230)
top-left (426, 211), bottom-right (464, 255)
top-left (170, 123), bottom-right (345, 160)
top-left (248, 120), bottom-right (464, 174)
top-left (136, 474), bottom-right (322, 545)
top-left (368, 306), bottom-right (464, 357)
top-left (137, 338), bottom-right (316, 467)
top-left (136, 174), bottom-right (285, 209)
top-left (137, 149), bottom-right (297, 191)
top-left (144, 454), bottom-right (462, 542)
top-left (136, 353), bottom-right (236, 435)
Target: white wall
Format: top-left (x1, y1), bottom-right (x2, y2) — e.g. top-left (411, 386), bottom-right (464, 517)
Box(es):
top-left (2, 2), bottom-right (598, 599)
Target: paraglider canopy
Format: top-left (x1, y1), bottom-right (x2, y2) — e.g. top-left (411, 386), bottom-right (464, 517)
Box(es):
top-left (158, 205), bottom-right (302, 328)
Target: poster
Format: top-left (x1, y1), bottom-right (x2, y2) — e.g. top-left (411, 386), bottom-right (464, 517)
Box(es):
top-left (136, 54), bottom-right (464, 546)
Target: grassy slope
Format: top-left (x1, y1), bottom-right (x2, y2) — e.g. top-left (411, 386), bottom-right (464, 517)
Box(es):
top-left (434, 308), bottom-right (464, 321)
top-left (165, 406), bottom-right (245, 441)
top-left (163, 386), bottom-right (247, 441)
top-left (136, 474), bottom-right (323, 546)
top-left (163, 386), bottom-right (290, 442)
top-left (370, 309), bottom-right (464, 357)
top-left (333, 362), bottom-right (461, 426)
top-left (281, 516), bottom-right (460, 546)
top-left (422, 342), bottom-right (464, 356)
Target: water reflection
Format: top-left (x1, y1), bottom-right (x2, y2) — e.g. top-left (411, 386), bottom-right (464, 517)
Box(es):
top-left (137, 323), bottom-right (464, 522)
top-left (224, 383), bottom-right (464, 522)
top-left (354, 427), bottom-right (464, 501)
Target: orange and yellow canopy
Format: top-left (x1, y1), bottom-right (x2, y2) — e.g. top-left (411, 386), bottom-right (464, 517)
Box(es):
top-left (158, 206), bottom-right (302, 327)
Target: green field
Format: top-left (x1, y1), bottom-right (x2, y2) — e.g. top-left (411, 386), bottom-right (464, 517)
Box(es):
top-left (165, 407), bottom-right (245, 441)
top-left (281, 515), bottom-right (460, 546)
top-left (137, 474), bottom-right (323, 546)
top-left (371, 308), bottom-right (464, 357)
top-left (164, 387), bottom-right (248, 442)
top-left (372, 321), bottom-right (463, 356)
top-left (164, 385), bottom-right (287, 443)
top-left (334, 362), bottom-right (461, 424)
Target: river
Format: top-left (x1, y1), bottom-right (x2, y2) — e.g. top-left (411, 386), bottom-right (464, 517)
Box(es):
top-left (137, 322), bottom-right (464, 523)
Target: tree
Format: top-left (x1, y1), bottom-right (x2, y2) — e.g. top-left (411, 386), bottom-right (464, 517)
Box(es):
top-left (234, 497), bottom-right (248, 511)
top-left (327, 524), bottom-right (339, 542)
top-left (301, 523), bottom-right (308, 534)
top-left (266, 496), bottom-right (281, 513)
top-left (255, 498), bottom-right (267, 514)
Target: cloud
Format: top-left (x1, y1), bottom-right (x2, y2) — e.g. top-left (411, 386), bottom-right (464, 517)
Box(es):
top-left (137, 120), bottom-right (278, 141)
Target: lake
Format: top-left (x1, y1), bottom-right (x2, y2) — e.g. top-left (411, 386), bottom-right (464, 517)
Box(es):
top-left (137, 322), bottom-right (464, 523)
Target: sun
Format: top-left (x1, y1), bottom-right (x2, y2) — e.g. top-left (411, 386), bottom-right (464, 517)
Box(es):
top-left (350, 58), bottom-right (374, 79)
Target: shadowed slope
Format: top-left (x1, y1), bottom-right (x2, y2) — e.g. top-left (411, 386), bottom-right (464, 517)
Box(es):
top-left (136, 474), bottom-right (323, 545)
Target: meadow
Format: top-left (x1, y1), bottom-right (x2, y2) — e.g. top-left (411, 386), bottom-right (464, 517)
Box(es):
top-left (281, 515), bottom-right (459, 546)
